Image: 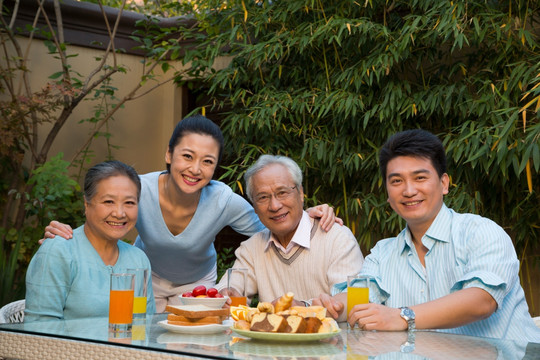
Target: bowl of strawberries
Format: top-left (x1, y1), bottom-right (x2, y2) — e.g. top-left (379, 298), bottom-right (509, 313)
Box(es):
top-left (179, 285), bottom-right (228, 308)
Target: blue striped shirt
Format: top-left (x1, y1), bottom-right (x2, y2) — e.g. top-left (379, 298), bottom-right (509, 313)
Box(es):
top-left (351, 204), bottom-right (540, 342)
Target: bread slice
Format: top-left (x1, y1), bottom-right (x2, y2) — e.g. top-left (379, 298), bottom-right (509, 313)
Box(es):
top-left (167, 314), bottom-right (225, 325)
top-left (234, 319), bottom-right (251, 330)
top-left (168, 320), bottom-right (219, 326)
top-left (318, 317), bottom-right (339, 333)
top-left (165, 304), bottom-right (228, 318)
top-left (289, 306), bottom-right (327, 320)
top-left (250, 313), bottom-right (287, 332)
top-left (304, 316), bottom-right (322, 333)
top-left (283, 315), bottom-right (307, 333)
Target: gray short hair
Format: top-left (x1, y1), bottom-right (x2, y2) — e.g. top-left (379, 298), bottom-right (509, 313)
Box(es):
top-left (244, 155), bottom-right (303, 202)
top-left (84, 160), bottom-right (141, 202)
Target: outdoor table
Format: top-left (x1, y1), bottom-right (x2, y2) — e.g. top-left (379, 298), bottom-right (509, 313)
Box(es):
top-left (1, 313), bottom-right (538, 359)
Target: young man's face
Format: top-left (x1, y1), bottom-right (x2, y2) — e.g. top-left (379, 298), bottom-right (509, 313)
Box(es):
top-left (385, 156), bottom-right (449, 237)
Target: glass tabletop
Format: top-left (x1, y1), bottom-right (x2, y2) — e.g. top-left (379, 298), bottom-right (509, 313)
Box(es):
top-left (1, 313), bottom-right (539, 359)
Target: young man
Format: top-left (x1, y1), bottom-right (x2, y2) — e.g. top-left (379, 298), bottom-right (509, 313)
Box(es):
top-left (316, 129), bottom-right (540, 342)
top-left (217, 155), bottom-right (363, 307)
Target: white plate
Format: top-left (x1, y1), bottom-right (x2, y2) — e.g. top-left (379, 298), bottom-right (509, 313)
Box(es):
top-left (231, 327), bottom-right (341, 342)
top-left (158, 319), bottom-right (233, 335)
top-left (178, 296), bottom-right (228, 308)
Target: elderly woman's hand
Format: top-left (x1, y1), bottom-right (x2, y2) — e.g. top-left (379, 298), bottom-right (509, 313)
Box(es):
top-left (306, 204), bottom-right (343, 232)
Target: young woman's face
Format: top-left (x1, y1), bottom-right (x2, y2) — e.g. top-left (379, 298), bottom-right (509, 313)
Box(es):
top-left (84, 175), bottom-right (139, 243)
top-left (165, 132), bottom-right (220, 194)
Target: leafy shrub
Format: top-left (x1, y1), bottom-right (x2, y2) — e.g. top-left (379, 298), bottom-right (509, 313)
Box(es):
top-left (173, 0), bottom-right (539, 261)
top-left (0, 154), bottom-right (84, 306)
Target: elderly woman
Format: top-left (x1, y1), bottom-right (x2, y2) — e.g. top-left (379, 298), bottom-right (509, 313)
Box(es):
top-left (25, 161), bottom-right (156, 321)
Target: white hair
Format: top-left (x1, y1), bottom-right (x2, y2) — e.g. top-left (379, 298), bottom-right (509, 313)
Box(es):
top-left (244, 155), bottom-right (303, 202)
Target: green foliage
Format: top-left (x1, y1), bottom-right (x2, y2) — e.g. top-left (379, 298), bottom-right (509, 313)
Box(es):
top-left (171, 0), bottom-right (539, 258)
top-left (0, 155), bottom-right (84, 306)
top-left (216, 246), bottom-right (236, 281)
top-left (0, 230), bottom-right (24, 306)
top-left (25, 153), bottom-right (84, 227)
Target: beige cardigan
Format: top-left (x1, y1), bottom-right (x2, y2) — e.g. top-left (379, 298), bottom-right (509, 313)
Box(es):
top-left (217, 217), bottom-right (364, 304)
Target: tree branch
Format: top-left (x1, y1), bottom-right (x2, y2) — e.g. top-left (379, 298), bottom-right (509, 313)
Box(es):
top-left (36, 0), bottom-right (70, 83)
top-left (83, 0), bottom-right (127, 91)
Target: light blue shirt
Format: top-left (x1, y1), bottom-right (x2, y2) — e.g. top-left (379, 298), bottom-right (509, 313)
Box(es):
top-left (134, 172), bottom-right (265, 284)
top-left (25, 225), bottom-right (156, 322)
top-left (339, 204), bottom-right (540, 342)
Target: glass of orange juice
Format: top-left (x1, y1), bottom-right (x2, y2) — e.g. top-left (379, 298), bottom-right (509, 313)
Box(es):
top-left (227, 268), bottom-right (248, 306)
top-left (347, 275), bottom-right (370, 319)
top-left (127, 268), bottom-right (148, 319)
top-left (109, 273), bottom-right (135, 333)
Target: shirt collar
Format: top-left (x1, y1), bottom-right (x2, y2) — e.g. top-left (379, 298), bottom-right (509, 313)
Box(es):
top-left (399, 203), bottom-right (452, 254)
top-left (264, 211), bottom-right (312, 253)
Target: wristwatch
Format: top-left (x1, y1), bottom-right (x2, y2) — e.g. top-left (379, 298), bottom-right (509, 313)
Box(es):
top-left (400, 331), bottom-right (416, 353)
top-left (399, 307), bottom-right (416, 331)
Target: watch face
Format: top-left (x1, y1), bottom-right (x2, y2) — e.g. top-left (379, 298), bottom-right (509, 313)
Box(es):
top-left (401, 307), bottom-right (414, 320)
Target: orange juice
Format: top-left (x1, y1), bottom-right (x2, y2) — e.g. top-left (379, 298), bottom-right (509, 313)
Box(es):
top-left (230, 296), bottom-right (247, 307)
top-left (133, 296), bottom-right (146, 314)
top-left (109, 289), bottom-right (134, 324)
top-left (347, 287), bottom-right (369, 315)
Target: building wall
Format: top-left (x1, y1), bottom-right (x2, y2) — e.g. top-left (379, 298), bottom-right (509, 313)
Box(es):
top-left (19, 36), bottom-right (180, 176)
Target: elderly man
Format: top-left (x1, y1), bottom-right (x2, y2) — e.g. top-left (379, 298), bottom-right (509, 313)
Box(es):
top-left (217, 155), bottom-right (364, 307)
top-left (316, 129), bottom-right (540, 342)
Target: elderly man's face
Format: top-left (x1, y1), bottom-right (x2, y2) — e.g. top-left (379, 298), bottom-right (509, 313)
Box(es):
top-left (251, 163), bottom-right (304, 246)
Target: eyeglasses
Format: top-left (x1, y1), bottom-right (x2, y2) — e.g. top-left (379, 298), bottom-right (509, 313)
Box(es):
top-left (253, 186), bottom-right (298, 205)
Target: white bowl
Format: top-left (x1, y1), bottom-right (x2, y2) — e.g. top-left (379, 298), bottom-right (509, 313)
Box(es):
top-left (178, 296), bottom-right (228, 308)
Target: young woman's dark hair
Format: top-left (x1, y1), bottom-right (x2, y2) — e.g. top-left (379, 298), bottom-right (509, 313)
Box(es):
top-left (84, 160), bottom-right (141, 201)
top-left (166, 115), bottom-right (225, 173)
top-left (379, 129), bottom-right (447, 180)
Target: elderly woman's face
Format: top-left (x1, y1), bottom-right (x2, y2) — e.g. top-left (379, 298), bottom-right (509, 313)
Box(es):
top-left (84, 175), bottom-right (138, 243)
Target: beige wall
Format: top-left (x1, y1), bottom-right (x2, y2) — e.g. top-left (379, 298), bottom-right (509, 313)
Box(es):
top-left (18, 36), bottom-right (232, 176)
top-left (19, 36), bottom-right (182, 175)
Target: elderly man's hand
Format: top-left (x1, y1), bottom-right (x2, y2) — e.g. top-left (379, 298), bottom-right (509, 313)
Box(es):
top-left (219, 288), bottom-right (243, 309)
top-left (306, 204), bottom-right (343, 232)
top-left (313, 293), bottom-right (345, 320)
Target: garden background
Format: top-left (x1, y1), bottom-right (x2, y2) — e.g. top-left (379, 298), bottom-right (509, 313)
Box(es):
top-left (1, 0), bottom-right (539, 315)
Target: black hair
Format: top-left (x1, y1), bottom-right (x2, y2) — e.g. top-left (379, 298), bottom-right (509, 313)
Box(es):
top-left (379, 129), bottom-right (447, 180)
top-left (166, 115), bottom-right (225, 173)
top-left (84, 160), bottom-right (141, 201)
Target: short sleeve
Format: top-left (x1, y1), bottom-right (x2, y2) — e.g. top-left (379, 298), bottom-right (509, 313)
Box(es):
top-left (451, 219), bottom-right (519, 308)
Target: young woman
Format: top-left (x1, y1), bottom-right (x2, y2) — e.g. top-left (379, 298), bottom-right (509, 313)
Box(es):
top-left (26, 161), bottom-right (155, 321)
top-left (43, 115), bottom-right (338, 312)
